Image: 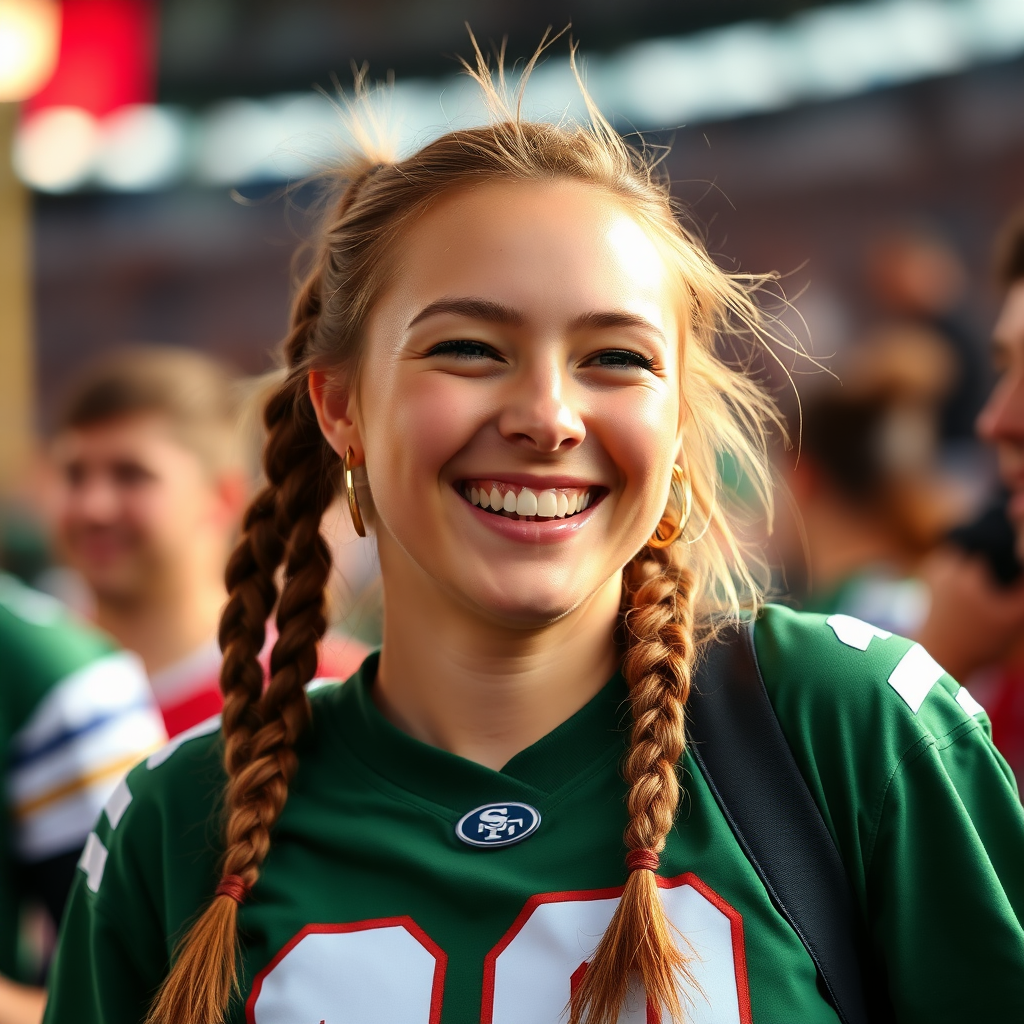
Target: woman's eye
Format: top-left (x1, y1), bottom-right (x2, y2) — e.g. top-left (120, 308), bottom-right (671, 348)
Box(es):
top-left (427, 339), bottom-right (503, 361)
top-left (588, 349), bottom-right (656, 371)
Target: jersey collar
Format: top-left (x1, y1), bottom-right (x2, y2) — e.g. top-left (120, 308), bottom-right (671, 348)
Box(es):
top-left (324, 652), bottom-right (630, 812)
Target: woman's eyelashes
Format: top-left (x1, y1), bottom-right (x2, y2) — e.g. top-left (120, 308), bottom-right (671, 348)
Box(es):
top-left (426, 339), bottom-right (505, 362)
top-left (586, 348), bottom-right (657, 372)
top-left (423, 339), bottom-right (658, 374)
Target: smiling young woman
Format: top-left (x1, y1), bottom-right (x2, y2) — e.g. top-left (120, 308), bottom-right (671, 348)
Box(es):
top-left (43, 41), bottom-right (1024, 1024)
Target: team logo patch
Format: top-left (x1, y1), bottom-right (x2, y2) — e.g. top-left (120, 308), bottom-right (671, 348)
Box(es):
top-left (455, 802), bottom-right (541, 848)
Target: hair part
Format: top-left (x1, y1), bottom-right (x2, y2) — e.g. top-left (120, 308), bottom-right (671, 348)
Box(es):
top-left (147, 34), bottom-right (785, 1024)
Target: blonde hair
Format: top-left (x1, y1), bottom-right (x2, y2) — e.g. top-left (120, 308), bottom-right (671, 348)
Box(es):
top-left (147, 36), bottom-right (783, 1024)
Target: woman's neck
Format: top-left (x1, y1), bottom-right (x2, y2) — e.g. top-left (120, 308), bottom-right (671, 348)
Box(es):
top-left (374, 559), bottom-right (623, 771)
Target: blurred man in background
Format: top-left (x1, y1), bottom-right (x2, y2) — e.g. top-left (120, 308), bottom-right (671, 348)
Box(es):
top-left (49, 347), bottom-right (248, 735)
top-left (864, 224), bottom-right (988, 447)
top-left (48, 346), bottom-right (365, 737)
top-left (0, 572), bottom-right (164, 1024)
top-left (918, 208), bottom-right (1024, 784)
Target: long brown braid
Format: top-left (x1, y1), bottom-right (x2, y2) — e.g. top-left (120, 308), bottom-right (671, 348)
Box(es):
top-left (145, 269), bottom-right (340, 1024)
top-left (145, 39), bottom-right (782, 1024)
top-left (571, 545), bottom-right (698, 1023)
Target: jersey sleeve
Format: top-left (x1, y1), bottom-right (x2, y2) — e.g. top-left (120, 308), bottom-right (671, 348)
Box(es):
top-left (867, 707), bottom-right (1024, 1020)
top-left (0, 578), bottom-right (167, 865)
top-left (44, 718), bottom-right (224, 1024)
top-left (755, 605), bottom-right (1024, 1022)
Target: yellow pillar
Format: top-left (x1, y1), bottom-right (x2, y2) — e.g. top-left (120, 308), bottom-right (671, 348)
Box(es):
top-left (0, 102), bottom-right (33, 494)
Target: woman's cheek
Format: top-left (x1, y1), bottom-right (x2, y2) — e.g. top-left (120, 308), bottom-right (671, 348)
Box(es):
top-left (366, 374), bottom-right (489, 516)
top-left (594, 386), bottom-right (679, 484)
top-left (395, 376), bottom-right (488, 463)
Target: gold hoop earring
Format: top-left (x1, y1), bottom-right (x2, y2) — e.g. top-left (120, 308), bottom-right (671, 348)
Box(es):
top-left (343, 447), bottom-right (366, 538)
top-left (647, 463), bottom-right (692, 549)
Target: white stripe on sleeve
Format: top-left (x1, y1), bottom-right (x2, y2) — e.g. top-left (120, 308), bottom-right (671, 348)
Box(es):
top-left (78, 832), bottom-right (108, 893)
top-left (103, 775), bottom-right (133, 829)
top-left (888, 644), bottom-right (945, 714)
top-left (826, 614), bottom-right (892, 651)
top-left (955, 686), bottom-right (986, 718)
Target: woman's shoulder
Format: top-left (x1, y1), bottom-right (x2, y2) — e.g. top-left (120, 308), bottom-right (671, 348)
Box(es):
top-left (753, 602), bottom-right (986, 763)
top-left (748, 603), bottom-right (1009, 886)
top-left (90, 715), bottom-right (226, 883)
top-left (89, 681), bottom-right (354, 899)
top-left (750, 603), bottom-right (1001, 841)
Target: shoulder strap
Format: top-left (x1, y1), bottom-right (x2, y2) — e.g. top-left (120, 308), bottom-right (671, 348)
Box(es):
top-left (686, 620), bottom-right (871, 1024)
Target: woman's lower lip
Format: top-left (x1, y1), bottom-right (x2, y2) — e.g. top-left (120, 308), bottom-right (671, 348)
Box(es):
top-left (462, 498), bottom-right (598, 543)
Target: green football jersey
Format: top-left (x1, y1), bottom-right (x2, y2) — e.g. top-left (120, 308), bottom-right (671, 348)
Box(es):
top-left (44, 605), bottom-right (1024, 1023)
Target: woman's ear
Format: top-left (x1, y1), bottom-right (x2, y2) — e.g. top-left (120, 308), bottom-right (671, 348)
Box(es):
top-left (309, 370), bottom-right (363, 462)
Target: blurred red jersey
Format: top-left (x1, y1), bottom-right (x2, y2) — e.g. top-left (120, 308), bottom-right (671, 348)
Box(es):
top-left (149, 627), bottom-right (368, 737)
top-left (986, 668), bottom-right (1024, 787)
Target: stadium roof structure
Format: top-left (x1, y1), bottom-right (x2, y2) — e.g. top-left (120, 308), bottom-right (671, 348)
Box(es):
top-left (12, 0), bottom-right (1024, 193)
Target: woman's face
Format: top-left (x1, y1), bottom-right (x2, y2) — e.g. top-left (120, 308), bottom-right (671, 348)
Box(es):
top-left (334, 179), bottom-right (683, 627)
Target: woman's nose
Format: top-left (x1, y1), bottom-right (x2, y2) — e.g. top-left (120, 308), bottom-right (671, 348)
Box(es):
top-left (496, 360), bottom-right (585, 453)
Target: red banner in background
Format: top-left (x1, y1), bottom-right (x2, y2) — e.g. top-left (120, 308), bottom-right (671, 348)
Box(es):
top-left (25, 0), bottom-right (156, 115)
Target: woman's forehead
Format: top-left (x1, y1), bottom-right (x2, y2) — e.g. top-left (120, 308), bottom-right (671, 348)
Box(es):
top-left (380, 178), bottom-right (677, 330)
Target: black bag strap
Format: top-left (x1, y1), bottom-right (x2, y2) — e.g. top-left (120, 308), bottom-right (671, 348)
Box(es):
top-left (686, 620), bottom-right (870, 1024)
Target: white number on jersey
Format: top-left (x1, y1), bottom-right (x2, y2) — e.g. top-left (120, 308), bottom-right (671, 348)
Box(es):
top-left (247, 874), bottom-right (750, 1024)
top-left (247, 917), bottom-right (446, 1024)
top-left (483, 873), bottom-right (748, 1024)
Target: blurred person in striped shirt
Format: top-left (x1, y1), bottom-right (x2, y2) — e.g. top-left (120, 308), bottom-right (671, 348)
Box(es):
top-left (49, 346), bottom-right (366, 738)
top-left (0, 572), bottom-right (164, 1024)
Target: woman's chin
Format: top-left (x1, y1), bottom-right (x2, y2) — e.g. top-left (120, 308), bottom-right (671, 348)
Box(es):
top-left (477, 594), bottom-right (582, 630)
top-left (443, 564), bottom-right (621, 632)
top-left (444, 577), bottom-right (585, 630)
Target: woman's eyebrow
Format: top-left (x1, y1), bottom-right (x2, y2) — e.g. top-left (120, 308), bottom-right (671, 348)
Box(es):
top-left (407, 298), bottom-right (525, 329)
top-left (569, 309), bottom-right (666, 341)
top-left (407, 300), bottom-right (665, 342)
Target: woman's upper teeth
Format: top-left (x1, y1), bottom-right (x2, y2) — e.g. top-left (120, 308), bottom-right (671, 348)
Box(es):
top-left (465, 481), bottom-right (593, 519)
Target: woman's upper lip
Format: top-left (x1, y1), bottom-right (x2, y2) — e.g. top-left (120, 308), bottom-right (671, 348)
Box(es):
top-left (454, 472), bottom-right (604, 489)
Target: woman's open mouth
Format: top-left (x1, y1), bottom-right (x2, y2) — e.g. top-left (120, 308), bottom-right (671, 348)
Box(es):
top-left (459, 480), bottom-right (601, 522)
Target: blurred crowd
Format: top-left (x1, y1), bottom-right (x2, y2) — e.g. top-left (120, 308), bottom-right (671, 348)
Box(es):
top-left (0, 343), bottom-right (377, 1020)
top-left (1, 151), bottom-right (1023, 1024)
top-left (772, 212), bottom-right (1024, 778)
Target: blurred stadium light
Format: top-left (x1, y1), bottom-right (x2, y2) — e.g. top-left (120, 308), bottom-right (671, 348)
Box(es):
top-left (13, 105), bottom-right (97, 190)
top-left (94, 103), bottom-right (186, 189)
top-left (0, 0), bottom-right (61, 102)
top-left (11, 0), bottom-right (1024, 193)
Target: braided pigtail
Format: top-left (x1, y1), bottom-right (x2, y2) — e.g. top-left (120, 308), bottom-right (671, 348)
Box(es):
top-left (145, 267), bottom-right (340, 1024)
top-left (571, 545), bottom-right (698, 1024)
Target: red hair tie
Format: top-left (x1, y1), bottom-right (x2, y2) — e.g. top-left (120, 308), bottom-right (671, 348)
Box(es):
top-left (625, 849), bottom-right (660, 873)
top-left (215, 874), bottom-right (250, 904)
